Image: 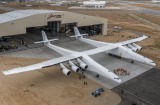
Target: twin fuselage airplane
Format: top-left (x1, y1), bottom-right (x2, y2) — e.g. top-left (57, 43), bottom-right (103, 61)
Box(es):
top-left (2, 27), bottom-right (156, 83)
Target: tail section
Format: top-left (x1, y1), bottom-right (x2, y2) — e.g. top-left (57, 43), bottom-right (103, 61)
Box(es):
top-left (42, 30), bottom-right (48, 41)
top-left (34, 30), bottom-right (58, 45)
top-left (69, 27), bottom-right (88, 39)
top-left (72, 27), bottom-right (108, 47)
top-left (35, 30), bottom-right (75, 56)
top-left (74, 26), bottom-right (81, 36)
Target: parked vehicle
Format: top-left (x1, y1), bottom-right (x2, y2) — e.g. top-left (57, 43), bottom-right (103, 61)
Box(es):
top-left (91, 88), bottom-right (104, 97)
top-left (92, 90), bottom-right (101, 97)
top-left (97, 88), bottom-right (104, 93)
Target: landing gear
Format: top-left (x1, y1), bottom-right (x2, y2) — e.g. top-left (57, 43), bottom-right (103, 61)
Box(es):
top-left (108, 53), bottom-right (121, 59)
top-left (96, 74), bottom-right (99, 78)
top-left (131, 60), bottom-right (134, 63)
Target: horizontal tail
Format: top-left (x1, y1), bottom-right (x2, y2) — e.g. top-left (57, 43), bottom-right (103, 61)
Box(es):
top-left (34, 30), bottom-right (58, 44)
top-left (34, 39), bottom-right (58, 44)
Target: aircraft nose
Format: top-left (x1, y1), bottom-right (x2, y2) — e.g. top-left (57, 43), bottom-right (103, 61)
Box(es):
top-left (151, 63), bottom-right (156, 66)
top-left (149, 61), bottom-right (156, 66)
top-left (113, 77), bottom-right (122, 83)
top-left (117, 79), bottom-right (122, 83)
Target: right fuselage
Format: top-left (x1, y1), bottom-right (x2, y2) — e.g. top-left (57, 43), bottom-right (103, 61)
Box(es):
top-left (106, 43), bottom-right (156, 66)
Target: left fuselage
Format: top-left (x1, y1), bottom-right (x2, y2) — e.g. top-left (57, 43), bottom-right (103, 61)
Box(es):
top-left (70, 52), bottom-right (122, 83)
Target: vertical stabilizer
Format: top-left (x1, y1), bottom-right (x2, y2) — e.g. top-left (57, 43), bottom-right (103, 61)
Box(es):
top-left (70, 27), bottom-right (88, 39)
top-left (35, 30), bottom-right (58, 44)
top-left (41, 30), bottom-right (49, 45)
top-left (42, 30), bottom-right (48, 41)
top-left (73, 27), bottom-right (81, 36)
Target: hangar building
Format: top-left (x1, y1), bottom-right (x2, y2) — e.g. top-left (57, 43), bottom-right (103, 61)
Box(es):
top-left (0, 10), bottom-right (107, 37)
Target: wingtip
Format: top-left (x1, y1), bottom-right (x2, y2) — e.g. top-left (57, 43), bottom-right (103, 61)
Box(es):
top-left (2, 71), bottom-right (9, 75)
top-left (143, 35), bottom-right (148, 38)
top-left (55, 38), bottom-right (59, 40)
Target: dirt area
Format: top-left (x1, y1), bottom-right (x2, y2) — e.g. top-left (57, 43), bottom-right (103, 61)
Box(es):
top-left (0, 9), bottom-right (7, 13)
top-left (0, 56), bottom-right (121, 105)
top-left (72, 11), bottom-right (140, 24)
top-left (92, 30), bottom-right (138, 43)
top-left (137, 13), bottom-right (160, 25)
top-left (104, 3), bottom-right (122, 7)
top-left (5, 2), bottom-right (69, 11)
top-left (133, 4), bottom-right (160, 10)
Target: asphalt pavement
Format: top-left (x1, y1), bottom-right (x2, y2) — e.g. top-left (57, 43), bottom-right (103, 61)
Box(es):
top-left (112, 68), bottom-right (160, 105)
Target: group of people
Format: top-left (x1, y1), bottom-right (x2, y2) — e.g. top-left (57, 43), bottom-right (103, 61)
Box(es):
top-left (78, 70), bottom-right (88, 86)
top-left (20, 40), bottom-right (28, 47)
top-left (114, 68), bottom-right (130, 76)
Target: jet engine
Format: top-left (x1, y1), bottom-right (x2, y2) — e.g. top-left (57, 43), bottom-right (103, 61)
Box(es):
top-left (77, 58), bottom-right (88, 69)
top-left (69, 61), bottom-right (80, 72)
top-left (132, 43), bottom-right (142, 51)
top-left (127, 44), bottom-right (138, 52)
top-left (60, 63), bottom-right (71, 76)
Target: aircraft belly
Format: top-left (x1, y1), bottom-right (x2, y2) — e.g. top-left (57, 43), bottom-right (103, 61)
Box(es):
top-left (81, 55), bottom-right (120, 83)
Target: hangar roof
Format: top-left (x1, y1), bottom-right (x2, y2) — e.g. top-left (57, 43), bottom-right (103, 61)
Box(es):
top-left (0, 9), bottom-right (62, 24)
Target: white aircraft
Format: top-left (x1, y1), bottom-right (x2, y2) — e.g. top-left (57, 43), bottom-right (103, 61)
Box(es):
top-left (2, 27), bottom-right (156, 84)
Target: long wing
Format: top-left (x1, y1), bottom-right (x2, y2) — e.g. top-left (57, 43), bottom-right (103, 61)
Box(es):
top-left (117, 35), bottom-right (148, 45)
top-left (80, 35), bottom-right (148, 47)
top-left (83, 45), bottom-right (118, 55)
top-left (73, 27), bottom-right (147, 47)
top-left (79, 38), bottom-right (108, 47)
top-left (2, 54), bottom-right (81, 75)
top-left (82, 36), bottom-right (148, 55)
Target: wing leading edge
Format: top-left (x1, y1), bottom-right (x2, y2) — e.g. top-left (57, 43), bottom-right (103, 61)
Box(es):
top-left (117, 35), bottom-right (148, 45)
top-left (73, 27), bottom-right (148, 47)
top-left (2, 54), bottom-right (81, 75)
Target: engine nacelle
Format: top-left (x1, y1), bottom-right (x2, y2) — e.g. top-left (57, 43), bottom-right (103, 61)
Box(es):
top-left (132, 43), bottom-right (142, 51)
top-left (62, 68), bottom-right (71, 76)
top-left (77, 58), bottom-right (88, 69)
top-left (69, 61), bottom-right (79, 72)
top-left (60, 63), bottom-right (71, 76)
top-left (127, 44), bottom-right (138, 52)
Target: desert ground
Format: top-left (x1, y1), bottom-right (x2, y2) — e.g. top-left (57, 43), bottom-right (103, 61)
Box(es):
top-left (137, 13), bottom-right (160, 25)
top-left (0, 56), bottom-right (121, 105)
top-left (0, 9), bottom-right (6, 13)
top-left (133, 4), bottom-right (160, 10)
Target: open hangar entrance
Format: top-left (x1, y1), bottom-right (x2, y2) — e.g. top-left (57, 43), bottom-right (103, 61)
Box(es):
top-left (26, 21), bottom-right (103, 40)
top-left (78, 24), bottom-right (102, 36)
top-left (26, 21), bottom-right (77, 39)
